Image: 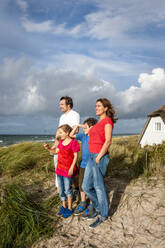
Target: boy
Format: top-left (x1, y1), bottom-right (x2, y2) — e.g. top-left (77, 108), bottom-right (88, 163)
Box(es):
top-left (70, 118), bottom-right (97, 215)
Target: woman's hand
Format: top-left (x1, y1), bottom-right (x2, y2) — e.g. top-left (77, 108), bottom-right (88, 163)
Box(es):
top-left (96, 155), bottom-right (101, 164)
top-left (68, 167), bottom-right (74, 176)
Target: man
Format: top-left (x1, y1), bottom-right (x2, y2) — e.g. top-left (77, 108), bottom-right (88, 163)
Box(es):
top-left (52, 96), bottom-right (80, 189)
top-left (59, 96), bottom-right (80, 127)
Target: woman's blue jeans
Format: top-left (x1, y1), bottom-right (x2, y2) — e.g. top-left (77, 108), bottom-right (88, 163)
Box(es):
top-left (82, 153), bottom-right (109, 219)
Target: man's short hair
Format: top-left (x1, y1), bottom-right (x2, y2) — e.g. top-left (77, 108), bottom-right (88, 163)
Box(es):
top-left (60, 96), bottom-right (73, 109)
top-left (83, 118), bottom-right (98, 127)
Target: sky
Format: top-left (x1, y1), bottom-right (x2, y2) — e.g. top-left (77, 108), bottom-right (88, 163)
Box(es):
top-left (0, 0), bottom-right (165, 134)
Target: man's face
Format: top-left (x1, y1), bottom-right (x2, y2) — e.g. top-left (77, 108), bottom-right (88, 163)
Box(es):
top-left (59, 99), bottom-right (70, 113)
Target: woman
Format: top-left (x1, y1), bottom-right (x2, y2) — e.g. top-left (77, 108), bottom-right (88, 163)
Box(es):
top-left (82, 98), bottom-right (117, 228)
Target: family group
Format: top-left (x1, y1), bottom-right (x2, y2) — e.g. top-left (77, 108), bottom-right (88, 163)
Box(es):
top-left (44, 96), bottom-right (117, 228)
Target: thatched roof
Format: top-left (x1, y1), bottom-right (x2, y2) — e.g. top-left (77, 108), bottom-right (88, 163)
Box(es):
top-left (148, 105), bottom-right (165, 123)
top-left (138, 105), bottom-right (165, 144)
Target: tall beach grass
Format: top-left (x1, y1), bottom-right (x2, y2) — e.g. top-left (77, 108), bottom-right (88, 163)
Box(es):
top-left (0, 136), bottom-right (165, 247)
top-left (109, 135), bottom-right (165, 180)
top-left (0, 183), bottom-right (57, 248)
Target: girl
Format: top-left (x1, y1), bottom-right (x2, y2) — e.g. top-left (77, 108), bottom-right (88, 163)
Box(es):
top-left (82, 98), bottom-right (117, 228)
top-left (44, 124), bottom-right (79, 218)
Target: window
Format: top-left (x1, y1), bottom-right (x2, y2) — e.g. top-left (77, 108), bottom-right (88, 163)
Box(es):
top-left (155, 122), bottom-right (161, 131)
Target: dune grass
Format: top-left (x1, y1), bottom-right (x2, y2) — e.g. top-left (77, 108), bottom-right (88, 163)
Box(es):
top-left (0, 136), bottom-right (165, 247)
top-left (0, 142), bottom-right (54, 184)
top-left (108, 135), bottom-right (165, 180)
top-left (0, 183), bottom-right (57, 248)
top-left (0, 142), bottom-right (58, 248)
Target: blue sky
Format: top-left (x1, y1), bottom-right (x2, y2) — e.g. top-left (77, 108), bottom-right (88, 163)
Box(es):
top-left (0, 0), bottom-right (165, 134)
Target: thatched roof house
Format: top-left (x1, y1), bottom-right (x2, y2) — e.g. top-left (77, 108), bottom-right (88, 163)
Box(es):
top-left (138, 105), bottom-right (165, 147)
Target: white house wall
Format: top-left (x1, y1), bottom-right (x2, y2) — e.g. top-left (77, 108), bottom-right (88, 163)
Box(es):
top-left (140, 116), bottom-right (165, 147)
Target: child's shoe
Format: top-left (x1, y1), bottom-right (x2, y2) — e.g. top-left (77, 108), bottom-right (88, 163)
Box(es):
top-left (57, 206), bottom-right (66, 216)
top-left (62, 208), bottom-right (74, 218)
top-left (81, 204), bottom-right (94, 219)
top-left (74, 202), bottom-right (86, 215)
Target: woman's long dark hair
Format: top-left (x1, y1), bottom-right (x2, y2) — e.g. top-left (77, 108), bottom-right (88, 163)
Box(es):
top-left (96, 98), bottom-right (118, 123)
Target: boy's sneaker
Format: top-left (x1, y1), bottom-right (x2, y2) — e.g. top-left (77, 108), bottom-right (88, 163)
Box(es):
top-left (81, 207), bottom-right (90, 218)
top-left (89, 217), bottom-right (107, 228)
top-left (57, 206), bottom-right (66, 216)
top-left (62, 208), bottom-right (74, 218)
top-left (74, 204), bottom-right (86, 215)
top-left (81, 205), bottom-right (94, 219)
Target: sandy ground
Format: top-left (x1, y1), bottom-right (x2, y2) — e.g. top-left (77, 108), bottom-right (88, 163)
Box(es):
top-left (32, 176), bottom-right (165, 248)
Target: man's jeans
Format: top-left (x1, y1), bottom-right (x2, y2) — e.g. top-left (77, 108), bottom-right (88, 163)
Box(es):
top-left (82, 153), bottom-right (109, 219)
top-left (54, 155), bottom-right (58, 187)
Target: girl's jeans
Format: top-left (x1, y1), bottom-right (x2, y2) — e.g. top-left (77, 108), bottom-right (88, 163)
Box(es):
top-left (82, 153), bottom-right (109, 219)
top-left (57, 175), bottom-right (72, 201)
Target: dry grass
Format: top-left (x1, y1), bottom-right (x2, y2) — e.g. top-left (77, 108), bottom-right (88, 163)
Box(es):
top-left (108, 135), bottom-right (165, 181)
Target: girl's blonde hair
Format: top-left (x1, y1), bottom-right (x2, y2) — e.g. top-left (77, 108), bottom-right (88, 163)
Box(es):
top-left (96, 98), bottom-right (118, 123)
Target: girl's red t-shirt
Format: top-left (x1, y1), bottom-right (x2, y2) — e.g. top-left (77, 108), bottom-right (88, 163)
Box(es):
top-left (89, 116), bottom-right (114, 154)
top-left (56, 139), bottom-right (79, 177)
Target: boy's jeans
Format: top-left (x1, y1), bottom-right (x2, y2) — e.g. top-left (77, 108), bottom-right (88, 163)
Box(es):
top-left (57, 175), bottom-right (72, 201)
top-left (82, 153), bottom-right (109, 219)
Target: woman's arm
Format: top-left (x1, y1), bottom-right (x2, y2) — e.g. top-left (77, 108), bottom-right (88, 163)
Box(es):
top-left (68, 152), bottom-right (78, 176)
top-left (96, 123), bottom-right (112, 163)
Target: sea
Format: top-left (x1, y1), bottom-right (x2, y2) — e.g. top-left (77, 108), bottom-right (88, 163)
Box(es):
top-left (0, 134), bottom-right (55, 147)
top-left (0, 133), bottom-right (136, 147)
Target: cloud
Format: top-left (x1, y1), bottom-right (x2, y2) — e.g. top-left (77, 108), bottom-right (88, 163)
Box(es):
top-left (1, 0), bottom-right (165, 134)
top-left (16, 0), bottom-right (28, 12)
top-left (21, 17), bottom-right (83, 36)
top-left (0, 56), bottom-right (45, 115)
top-left (0, 56), bottom-right (116, 117)
top-left (50, 53), bottom-right (148, 80)
top-left (18, 0), bottom-right (165, 59)
top-left (0, 56), bottom-right (165, 120)
top-left (22, 18), bottom-right (54, 32)
top-left (118, 68), bottom-right (165, 118)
